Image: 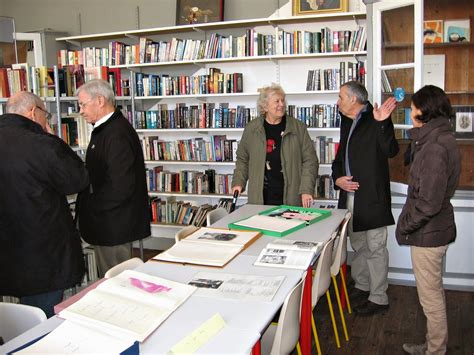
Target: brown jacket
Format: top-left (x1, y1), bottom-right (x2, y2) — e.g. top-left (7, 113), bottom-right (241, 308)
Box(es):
top-left (396, 118), bottom-right (461, 247)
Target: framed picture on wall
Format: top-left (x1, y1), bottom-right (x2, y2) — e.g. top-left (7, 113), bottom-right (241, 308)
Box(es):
top-left (454, 109), bottom-right (474, 138)
top-left (176, 0), bottom-right (224, 26)
top-left (292, 0), bottom-right (348, 16)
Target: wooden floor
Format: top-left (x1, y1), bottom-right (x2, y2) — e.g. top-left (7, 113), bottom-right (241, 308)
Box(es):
top-left (299, 278), bottom-right (474, 355)
top-left (136, 249), bottom-right (473, 354)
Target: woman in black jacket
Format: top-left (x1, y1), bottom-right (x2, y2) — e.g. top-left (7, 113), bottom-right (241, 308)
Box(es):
top-left (396, 86), bottom-right (461, 355)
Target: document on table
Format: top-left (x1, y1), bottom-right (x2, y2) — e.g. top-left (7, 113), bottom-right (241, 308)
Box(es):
top-left (58, 269), bottom-right (196, 342)
top-left (188, 272), bottom-right (285, 302)
top-left (169, 313), bottom-right (226, 355)
top-left (153, 227), bottom-right (261, 267)
top-left (12, 320), bottom-right (138, 354)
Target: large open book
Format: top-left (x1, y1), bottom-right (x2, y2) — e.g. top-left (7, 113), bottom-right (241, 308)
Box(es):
top-left (229, 205), bottom-right (332, 237)
top-left (58, 270), bottom-right (196, 342)
top-left (153, 227), bottom-right (261, 267)
top-left (254, 239), bottom-right (324, 270)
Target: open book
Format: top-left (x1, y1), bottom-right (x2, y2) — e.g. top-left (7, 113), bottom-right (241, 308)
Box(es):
top-left (153, 227), bottom-right (261, 267)
top-left (254, 239), bottom-right (324, 270)
top-left (58, 270), bottom-right (196, 342)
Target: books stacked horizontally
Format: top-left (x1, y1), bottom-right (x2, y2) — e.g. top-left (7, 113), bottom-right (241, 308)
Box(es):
top-left (254, 239), bottom-right (324, 270)
top-left (228, 205), bottom-right (332, 237)
top-left (153, 227), bottom-right (261, 267)
top-left (15, 270), bottom-right (196, 354)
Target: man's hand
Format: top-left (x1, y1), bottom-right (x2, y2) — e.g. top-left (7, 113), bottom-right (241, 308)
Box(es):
top-left (232, 185), bottom-right (242, 195)
top-left (335, 176), bottom-right (359, 192)
top-left (373, 97), bottom-right (397, 122)
top-left (301, 193), bottom-right (313, 208)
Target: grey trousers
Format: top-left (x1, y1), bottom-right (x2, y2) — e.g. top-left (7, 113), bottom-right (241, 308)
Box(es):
top-left (347, 193), bottom-right (389, 305)
top-left (411, 245), bottom-right (449, 355)
top-left (94, 242), bottom-right (133, 278)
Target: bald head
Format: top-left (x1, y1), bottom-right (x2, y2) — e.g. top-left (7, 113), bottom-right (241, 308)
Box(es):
top-left (6, 91), bottom-right (43, 116)
top-left (6, 91), bottom-right (50, 132)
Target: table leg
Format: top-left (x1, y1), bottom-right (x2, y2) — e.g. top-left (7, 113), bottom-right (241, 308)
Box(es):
top-left (252, 339), bottom-right (261, 355)
top-left (299, 266), bottom-right (313, 355)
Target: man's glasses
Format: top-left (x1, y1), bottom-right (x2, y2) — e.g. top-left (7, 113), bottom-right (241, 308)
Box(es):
top-left (35, 106), bottom-right (52, 121)
top-left (78, 99), bottom-right (94, 109)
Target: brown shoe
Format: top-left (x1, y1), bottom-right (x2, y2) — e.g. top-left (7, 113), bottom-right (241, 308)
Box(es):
top-left (354, 300), bottom-right (389, 316)
top-left (402, 343), bottom-right (427, 354)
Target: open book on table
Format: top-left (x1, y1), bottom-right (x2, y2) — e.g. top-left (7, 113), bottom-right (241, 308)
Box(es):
top-left (58, 269), bottom-right (196, 343)
top-left (228, 205), bottom-right (332, 237)
top-left (254, 239), bottom-right (324, 270)
top-left (152, 227), bottom-right (261, 267)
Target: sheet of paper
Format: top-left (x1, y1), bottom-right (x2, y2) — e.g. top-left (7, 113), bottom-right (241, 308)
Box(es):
top-left (233, 214), bottom-right (305, 233)
top-left (188, 272), bottom-right (285, 302)
top-left (13, 320), bottom-right (136, 354)
top-left (184, 227), bottom-right (259, 246)
top-left (168, 313), bottom-right (226, 355)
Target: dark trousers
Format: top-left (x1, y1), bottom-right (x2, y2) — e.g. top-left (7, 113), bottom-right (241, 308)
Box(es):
top-left (20, 289), bottom-right (63, 318)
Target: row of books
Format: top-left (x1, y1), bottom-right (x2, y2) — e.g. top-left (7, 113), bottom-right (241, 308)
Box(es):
top-left (135, 70), bottom-right (243, 97)
top-left (287, 104), bottom-right (341, 128)
top-left (315, 174), bottom-right (339, 200)
top-left (133, 103), bottom-right (258, 130)
top-left (134, 103), bottom-right (340, 130)
top-left (146, 167), bottom-right (233, 195)
top-left (149, 198), bottom-right (219, 226)
top-left (313, 136), bottom-right (338, 164)
top-left (0, 63), bottom-right (127, 99)
top-left (81, 246), bottom-right (98, 286)
top-left (57, 25), bottom-right (367, 68)
top-left (0, 64), bottom-right (53, 98)
top-left (141, 135), bottom-right (237, 162)
top-left (306, 60), bottom-right (366, 91)
top-left (278, 26), bottom-right (366, 55)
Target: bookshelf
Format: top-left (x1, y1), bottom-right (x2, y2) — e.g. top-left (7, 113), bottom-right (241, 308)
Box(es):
top-left (53, 12), bottom-right (368, 237)
top-left (380, 0), bottom-right (474, 189)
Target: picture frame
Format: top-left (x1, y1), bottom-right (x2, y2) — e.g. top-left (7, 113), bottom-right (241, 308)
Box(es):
top-left (176, 0), bottom-right (224, 26)
top-left (423, 20), bottom-right (444, 44)
top-left (453, 109), bottom-right (474, 139)
top-left (292, 0), bottom-right (348, 16)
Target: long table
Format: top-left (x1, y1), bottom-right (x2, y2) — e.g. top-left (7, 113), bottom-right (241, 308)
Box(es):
top-left (1, 205), bottom-right (346, 355)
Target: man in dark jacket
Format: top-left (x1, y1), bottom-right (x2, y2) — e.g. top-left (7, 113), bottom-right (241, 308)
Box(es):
top-left (0, 91), bottom-right (89, 317)
top-left (76, 80), bottom-right (150, 278)
top-left (332, 81), bottom-right (399, 315)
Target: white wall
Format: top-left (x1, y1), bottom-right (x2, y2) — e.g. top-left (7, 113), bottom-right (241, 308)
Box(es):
top-left (3, 0), bottom-right (286, 35)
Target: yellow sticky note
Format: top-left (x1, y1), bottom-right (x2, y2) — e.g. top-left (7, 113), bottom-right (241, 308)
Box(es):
top-left (168, 313), bottom-right (226, 354)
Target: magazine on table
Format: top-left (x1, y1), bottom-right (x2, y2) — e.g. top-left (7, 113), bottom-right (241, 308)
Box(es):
top-left (254, 239), bottom-right (324, 270)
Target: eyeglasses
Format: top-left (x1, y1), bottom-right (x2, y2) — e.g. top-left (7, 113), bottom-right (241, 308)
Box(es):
top-left (78, 98), bottom-right (94, 109)
top-left (35, 106), bottom-right (52, 121)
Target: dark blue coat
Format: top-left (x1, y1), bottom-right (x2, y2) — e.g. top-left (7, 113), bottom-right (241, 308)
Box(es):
top-left (0, 114), bottom-right (88, 297)
top-left (332, 103), bottom-right (399, 232)
top-left (77, 109), bottom-right (150, 246)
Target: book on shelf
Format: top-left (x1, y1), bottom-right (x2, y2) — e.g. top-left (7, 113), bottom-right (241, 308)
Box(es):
top-left (152, 227), bottom-right (261, 267)
top-left (444, 19), bottom-right (470, 43)
top-left (228, 205), bottom-right (332, 237)
top-left (58, 269), bottom-right (196, 343)
top-left (254, 239), bottom-right (324, 270)
top-left (424, 20), bottom-right (444, 44)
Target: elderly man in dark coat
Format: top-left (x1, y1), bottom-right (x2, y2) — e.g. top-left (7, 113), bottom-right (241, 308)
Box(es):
top-left (0, 91), bottom-right (89, 317)
top-left (332, 81), bottom-right (399, 316)
top-left (76, 80), bottom-right (150, 278)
